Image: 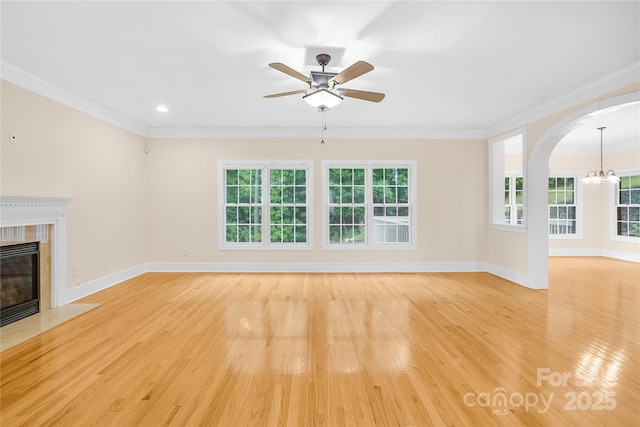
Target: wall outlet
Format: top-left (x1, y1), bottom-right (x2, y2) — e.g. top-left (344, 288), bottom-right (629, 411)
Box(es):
top-left (73, 267), bottom-right (79, 277)
top-left (182, 248), bottom-right (188, 257)
top-left (9, 131), bottom-right (17, 144)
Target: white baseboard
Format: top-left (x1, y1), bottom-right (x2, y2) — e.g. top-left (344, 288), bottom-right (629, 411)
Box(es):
top-left (145, 261), bottom-right (487, 273)
top-left (57, 264), bottom-right (147, 305)
top-left (484, 263), bottom-right (532, 288)
top-left (550, 248), bottom-right (640, 263)
top-left (55, 259), bottom-right (575, 306)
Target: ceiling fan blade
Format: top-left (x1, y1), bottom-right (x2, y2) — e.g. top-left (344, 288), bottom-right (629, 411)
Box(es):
top-left (264, 89), bottom-right (306, 98)
top-left (269, 63), bottom-right (311, 84)
top-left (328, 61), bottom-right (374, 87)
top-left (341, 89), bottom-right (385, 103)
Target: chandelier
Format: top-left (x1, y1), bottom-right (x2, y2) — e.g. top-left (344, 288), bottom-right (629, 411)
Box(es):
top-left (582, 127), bottom-right (620, 184)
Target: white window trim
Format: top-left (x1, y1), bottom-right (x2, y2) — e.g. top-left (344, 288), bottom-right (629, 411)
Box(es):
top-left (548, 172), bottom-right (583, 240)
top-left (322, 160), bottom-right (417, 250)
top-left (489, 127), bottom-right (528, 231)
top-left (609, 168), bottom-right (640, 243)
top-left (218, 160), bottom-right (313, 250)
top-left (504, 172), bottom-right (524, 226)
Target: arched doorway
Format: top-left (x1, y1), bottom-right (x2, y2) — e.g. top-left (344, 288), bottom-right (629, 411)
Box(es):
top-left (527, 92), bottom-right (640, 289)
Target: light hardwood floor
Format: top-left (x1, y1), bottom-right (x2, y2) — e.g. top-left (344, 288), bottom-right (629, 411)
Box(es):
top-left (1, 257), bottom-right (638, 426)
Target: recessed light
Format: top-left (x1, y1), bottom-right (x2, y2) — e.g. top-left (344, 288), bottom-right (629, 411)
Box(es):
top-left (156, 105), bottom-right (169, 113)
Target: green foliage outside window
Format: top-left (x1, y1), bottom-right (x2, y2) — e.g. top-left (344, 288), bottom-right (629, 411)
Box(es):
top-left (617, 175), bottom-right (640, 238)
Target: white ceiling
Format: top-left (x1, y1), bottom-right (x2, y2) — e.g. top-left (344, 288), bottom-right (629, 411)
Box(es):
top-left (1, 1), bottom-right (639, 144)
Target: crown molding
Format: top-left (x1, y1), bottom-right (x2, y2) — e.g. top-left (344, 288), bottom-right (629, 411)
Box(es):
top-left (3, 59), bottom-right (637, 141)
top-left (1, 59), bottom-right (148, 137)
top-left (487, 61), bottom-right (640, 139)
top-left (145, 126), bottom-right (486, 139)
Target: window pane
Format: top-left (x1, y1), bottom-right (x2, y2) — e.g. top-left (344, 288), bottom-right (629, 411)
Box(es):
top-left (619, 207), bottom-right (628, 221)
top-left (618, 222), bottom-right (628, 236)
top-left (226, 225), bottom-right (237, 242)
top-left (238, 225), bottom-right (251, 242)
top-left (329, 186), bottom-right (341, 204)
top-left (631, 189), bottom-right (640, 204)
top-left (566, 178), bottom-right (574, 190)
top-left (270, 186), bottom-right (282, 204)
top-left (295, 186), bottom-right (306, 204)
top-left (341, 186), bottom-right (353, 204)
top-left (630, 175), bottom-right (640, 189)
top-left (354, 186), bottom-right (365, 204)
top-left (548, 191), bottom-right (557, 204)
top-left (341, 168), bottom-right (353, 185)
top-left (281, 225), bottom-right (295, 243)
top-left (353, 169), bottom-right (365, 185)
top-left (295, 226), bottom-right (307, 243)
top-left (620, 176), bottom-right (631, 189)
top-left (398, 187), bottom-right (409, 204)
top-left (329, 225), bottom-right (341, 243)
top-left (282, 207), bottom-right (294, 223)
top-left (620, 190), bottom-right (630, 204)
top-left (270, 225), bottom-right (282, 243)
top-left (329, 207), bottom-right (340, 225)
top-left (373, 186), bottom-right (384, 203)
top-left (282, 186), bottom-right (294, 204)
top-left (271, 169), bottom-right (282, 185)
top-left (354, 207), bottom-right (366, 225)
top-left (384, 187), bottom-right (397, 204)
top-left (397, 169), bottom-right (408, 185)
top-left (295, 169), bottom-right (306, 185)
top-left (226, 207), bottom-right (238, 223)
top-left (226, 169), bottom-right (239, 185)
top-left (270, 207), bottom-right (282, 224)
top-left (329, 169), bottom-right (341, 185)
top-left (227, 186), bottom-right (238, 204)
top-left (373, 168), bottom-right (384, 185)
top-left (282, 169), bottom-right (294, 185)
top-left (295, 207), bottom-right (306, 224)
top-left (630, 223), bottom-right (640, 238)
top-left (564, 191), bottom-right (574, 204)
top-left (515, 177), bottom-right (524, 191)
top-left (630, 207), bottom-right (640, 221)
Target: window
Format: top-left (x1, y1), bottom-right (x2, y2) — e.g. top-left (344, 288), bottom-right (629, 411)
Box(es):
top-left (504, 175), bottom-right (524, 225)
top-left (615, 174), bottom-right (640, 238)
top-left (324, 161), bottom-right (415, 249)
top-left (489, 129), bottom-right (526, 228)
top-left (220, 161), bottom-right (311, 248)
top-left (548, 176), bottom-right (577, 235)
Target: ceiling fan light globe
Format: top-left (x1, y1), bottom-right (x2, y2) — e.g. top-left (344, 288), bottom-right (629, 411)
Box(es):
top-left (303, 88), bottom-right (343, 110)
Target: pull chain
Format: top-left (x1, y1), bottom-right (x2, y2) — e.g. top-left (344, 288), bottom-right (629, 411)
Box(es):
top-left (320, 110), bottom-right (326, 144)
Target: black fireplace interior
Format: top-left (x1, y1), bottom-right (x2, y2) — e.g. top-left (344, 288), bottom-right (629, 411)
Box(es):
top-left (1, 242), bottom-right (40, 327)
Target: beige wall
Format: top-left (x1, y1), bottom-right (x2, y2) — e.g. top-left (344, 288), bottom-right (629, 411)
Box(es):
top-left (145, 137), bottom-right (488, 265)
top-left (1, 81), bottom-right (148, 287)
top-left (1, 79), bottom-right (637, 292)
top-left (547, 141), bottom-right (639, 258)
top-left (486, 83), bottom-right (640, 277)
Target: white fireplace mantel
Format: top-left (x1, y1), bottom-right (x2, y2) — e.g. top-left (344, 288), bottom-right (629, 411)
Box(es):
top-left (1, 196), bottom-right (75, 308)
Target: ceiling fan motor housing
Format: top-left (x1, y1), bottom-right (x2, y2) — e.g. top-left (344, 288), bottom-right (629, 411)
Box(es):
top-left (310, 71), bottom-right (338, 89)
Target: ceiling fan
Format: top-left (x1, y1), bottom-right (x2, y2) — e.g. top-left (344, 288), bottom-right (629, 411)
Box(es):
top-left (264, 53), bottom-right (385, 111)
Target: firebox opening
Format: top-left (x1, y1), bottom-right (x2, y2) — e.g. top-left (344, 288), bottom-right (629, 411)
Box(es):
top-left (1, 242), bottom-right (40, 327)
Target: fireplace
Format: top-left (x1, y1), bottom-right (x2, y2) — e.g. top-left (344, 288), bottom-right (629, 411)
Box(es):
top-left (1, 196), bottom-right (74, 311)
top-left (1, 242), bottom-right (40, 326)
